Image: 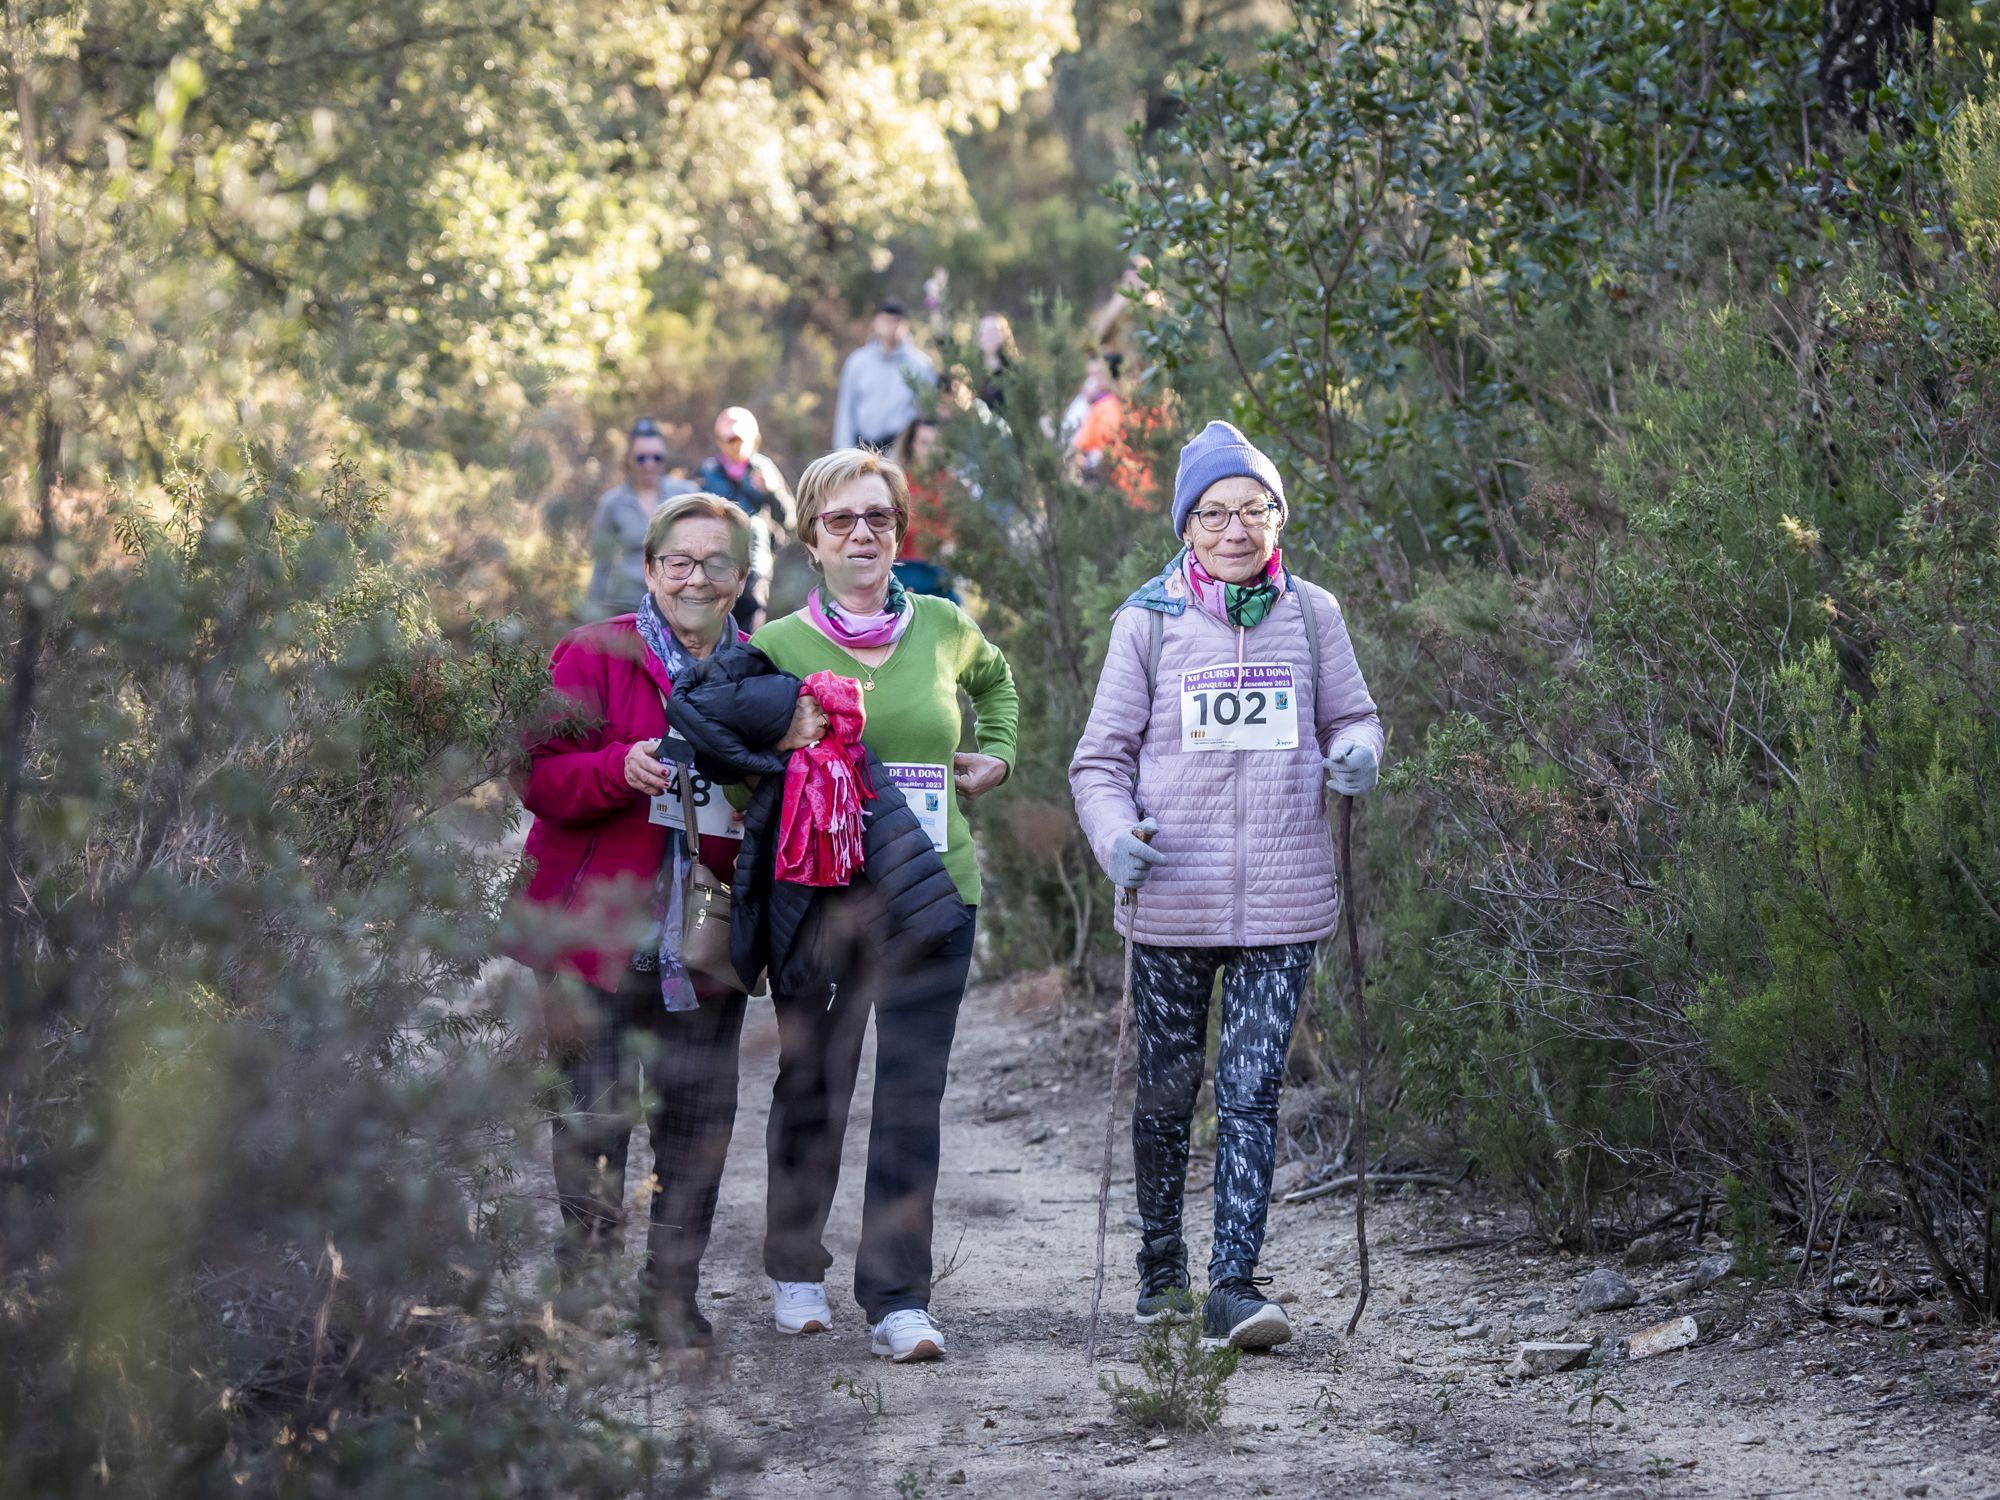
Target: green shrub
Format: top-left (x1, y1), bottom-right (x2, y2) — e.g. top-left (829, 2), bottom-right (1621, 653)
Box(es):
top-left (0, 453), bottom-right (707, 1494)
top-left (1100, 1294), bottom-right (1241, 1432)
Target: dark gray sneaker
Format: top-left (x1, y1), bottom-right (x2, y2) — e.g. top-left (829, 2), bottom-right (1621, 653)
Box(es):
top-left (1134, 1232), bottom-right (1191, 1324)
top-left (1200, 1279), bottom-right (1292, 1350)
top-left (1135, 1269), bottom-right (1194, 1325)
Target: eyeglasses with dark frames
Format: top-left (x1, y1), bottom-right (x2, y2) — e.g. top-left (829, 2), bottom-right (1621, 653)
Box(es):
top-left (815, 507), bottom-right (903, 537)
top-left (1190, 500), bottom-right (1283, 533)
top-left (648, 553), bottom-right (742, 583)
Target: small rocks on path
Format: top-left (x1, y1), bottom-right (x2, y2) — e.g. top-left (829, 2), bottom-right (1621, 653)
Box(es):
top-left (1626, 1311), bottom-right (1715, 1360)
top-left (1664, 1253), bottom-right (1734, 1299)
top-left (1506, 1341), bottom-right (1595, 1378)
top-left (1623, 1231), bottom-right (1679, 1267)
top-left (1575, 1267), bottom-right (1640, 1314)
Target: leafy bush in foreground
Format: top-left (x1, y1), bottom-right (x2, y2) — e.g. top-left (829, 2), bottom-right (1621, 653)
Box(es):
top-left (0, 454), bottom-right (705, 1494)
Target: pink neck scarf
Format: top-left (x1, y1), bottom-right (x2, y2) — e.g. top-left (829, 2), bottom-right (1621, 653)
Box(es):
top-left (805, 580), bottom-right (914, 650)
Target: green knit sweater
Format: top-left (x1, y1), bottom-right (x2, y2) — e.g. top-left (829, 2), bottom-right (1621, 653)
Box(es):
top-left (753, 596), bottom-right (1019, 905)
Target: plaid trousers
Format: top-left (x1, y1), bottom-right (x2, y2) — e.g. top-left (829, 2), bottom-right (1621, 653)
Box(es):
top-left (545, 967), bottom-right (747, 1306)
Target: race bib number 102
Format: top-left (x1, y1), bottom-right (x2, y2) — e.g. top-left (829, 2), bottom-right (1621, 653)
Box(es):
top-left (1179, 663), bottom-right (1299, 753)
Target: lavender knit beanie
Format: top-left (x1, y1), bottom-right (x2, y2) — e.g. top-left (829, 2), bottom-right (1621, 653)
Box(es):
top-left (1171, 420), bottom-right (1285, 536)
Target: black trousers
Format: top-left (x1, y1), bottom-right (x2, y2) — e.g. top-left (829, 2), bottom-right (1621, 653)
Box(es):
top-left (1130, 942), bottom-right (1315, 1287)
top-left (546, 968), bottom-right (747, 1310)
top-left (764, 908), bottom-right (976, 1322)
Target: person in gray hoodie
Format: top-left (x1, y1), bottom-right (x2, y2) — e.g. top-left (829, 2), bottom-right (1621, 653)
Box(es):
top-left (583, 417), bottom-right (698, 622)
top-left (832, 300), bottom-right (938, 451)
top-left (1069, 420), bottom-right (1384, 1352)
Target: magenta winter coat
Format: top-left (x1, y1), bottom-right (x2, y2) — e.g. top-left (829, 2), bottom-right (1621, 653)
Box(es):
top-left (1068, 574), bottom-right (1384, 948)
top-left (505, 615), bottom-right (743, 992)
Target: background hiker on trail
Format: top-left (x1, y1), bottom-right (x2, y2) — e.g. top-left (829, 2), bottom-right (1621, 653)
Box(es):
top-left (507, 494), bottom-right (826, 1348)
top-left (832, 298), bottom-right (938, 451)
top-left (891, 418), bottom-right (960, 602)
top-left (697, 405), bottom-right (796, 634)
top-left (583, 416), bottom-right (698, 622)
top-left (746, 446), bottom-right (1017, 1365)
top-left (1068, 419), bottom-right (1384, 1353)
top-left (975, 311), bottom-right (1016, 412)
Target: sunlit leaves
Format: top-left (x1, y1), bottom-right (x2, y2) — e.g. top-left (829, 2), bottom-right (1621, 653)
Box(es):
top-left (0, 0), bottom-right (1072, 500)
top-left (1118, 0), bottom-right (1823, 568)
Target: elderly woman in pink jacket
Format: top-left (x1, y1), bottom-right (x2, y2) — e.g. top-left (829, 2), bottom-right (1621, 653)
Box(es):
top-left (1069, 420), bottom-right (1384, 1351)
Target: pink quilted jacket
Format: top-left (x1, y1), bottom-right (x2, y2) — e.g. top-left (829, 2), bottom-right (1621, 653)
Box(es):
top-left (1069, 579), bottom-right (1384, 947)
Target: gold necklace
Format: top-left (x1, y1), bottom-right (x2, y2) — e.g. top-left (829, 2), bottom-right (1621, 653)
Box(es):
top-left (845, 640), bottom-right (893, 693)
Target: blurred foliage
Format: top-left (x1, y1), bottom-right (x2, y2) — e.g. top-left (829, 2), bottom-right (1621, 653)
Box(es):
top-left (0, 452), bottom-right (723, 1494)
top-left (0, 0), bottom-right (1077, 624)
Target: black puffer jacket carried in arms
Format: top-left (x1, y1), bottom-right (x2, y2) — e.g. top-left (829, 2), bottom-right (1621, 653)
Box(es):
top-left (662, 641), bottom-right (969, 1000)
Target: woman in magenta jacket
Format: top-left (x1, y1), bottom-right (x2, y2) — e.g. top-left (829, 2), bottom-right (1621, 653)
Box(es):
top-left (1069, 421), bottom-right (1384, 1352)
top-left (508, 492), bottom-right (823, 1346)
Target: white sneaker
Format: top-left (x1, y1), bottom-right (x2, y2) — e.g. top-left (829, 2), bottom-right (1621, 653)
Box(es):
top-left (771, 1279), bottom-right (832, 1335)
top-left (869, 1307), bottom-right (945, 1363)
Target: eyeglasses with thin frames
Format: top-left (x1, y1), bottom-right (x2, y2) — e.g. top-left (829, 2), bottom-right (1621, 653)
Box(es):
top-left (816, 507), bottom-right (903, 538)
top-left (649, 553), bottom-right (742, 583)
top-left (1191, 500), bottom-right (1283, 533)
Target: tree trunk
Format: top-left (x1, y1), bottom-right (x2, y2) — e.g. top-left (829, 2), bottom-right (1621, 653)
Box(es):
top-left (1820, 0), bottom-right (1936, 131)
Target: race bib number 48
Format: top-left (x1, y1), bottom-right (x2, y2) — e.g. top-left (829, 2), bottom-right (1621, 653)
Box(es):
top-left (1179, 663), bottom-right (1299, 753)
top-left (647, 734), bottom-right (746, 840)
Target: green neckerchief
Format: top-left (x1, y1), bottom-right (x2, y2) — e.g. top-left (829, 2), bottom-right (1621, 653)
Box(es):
top-left (1224, 578), bottom-right (1278, 628)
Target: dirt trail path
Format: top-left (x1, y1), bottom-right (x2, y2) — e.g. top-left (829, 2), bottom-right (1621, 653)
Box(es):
top-left (621, 983), bottom-right (2000, 1499)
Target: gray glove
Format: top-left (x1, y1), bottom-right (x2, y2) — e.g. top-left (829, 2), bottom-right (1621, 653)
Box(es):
top-left (1107, 817), bottom-right (1166, 890)
top-left (1324, 736), bottom-right (1380, 797)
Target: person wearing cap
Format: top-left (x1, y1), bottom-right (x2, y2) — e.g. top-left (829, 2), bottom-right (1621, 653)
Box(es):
top-left (698, 406), bottom-right (796, 632)
top-left (584, 417), bottom-right (699, 622)
top-left (1068, 420), bottom-right (1385, 1352)
top-left (832, 299), bottom-right (938, 452)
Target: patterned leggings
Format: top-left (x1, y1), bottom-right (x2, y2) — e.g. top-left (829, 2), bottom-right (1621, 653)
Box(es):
top-left (1131, 942), bottom-right (1315, 1287)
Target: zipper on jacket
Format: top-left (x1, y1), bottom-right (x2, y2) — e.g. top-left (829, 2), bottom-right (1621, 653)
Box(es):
top-left (826, 979), bottom-right (838, 1014)
top-left (1233, 622), bottom-right (1249, 944)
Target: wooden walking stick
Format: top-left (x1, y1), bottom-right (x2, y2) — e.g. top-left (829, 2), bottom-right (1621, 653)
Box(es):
top-left (1338, 792), bottom-right (1373, 1338)
top-left (1087, 833), bottom-right (1147, 1363)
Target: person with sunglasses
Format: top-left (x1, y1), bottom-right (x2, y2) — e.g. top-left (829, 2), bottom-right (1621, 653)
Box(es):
top-left (583, 417), bottom-right (698, 622)
top-left (1069, 420), bottom-right (1385, 1352)
top-left (509, 493), bottom-right (828, 1347)
top-left (747, 446), bottom-right (1017, 1363)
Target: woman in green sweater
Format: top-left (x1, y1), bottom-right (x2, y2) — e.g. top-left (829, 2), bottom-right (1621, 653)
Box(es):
top-left (754, 446), bottom-right (1018, 1363)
